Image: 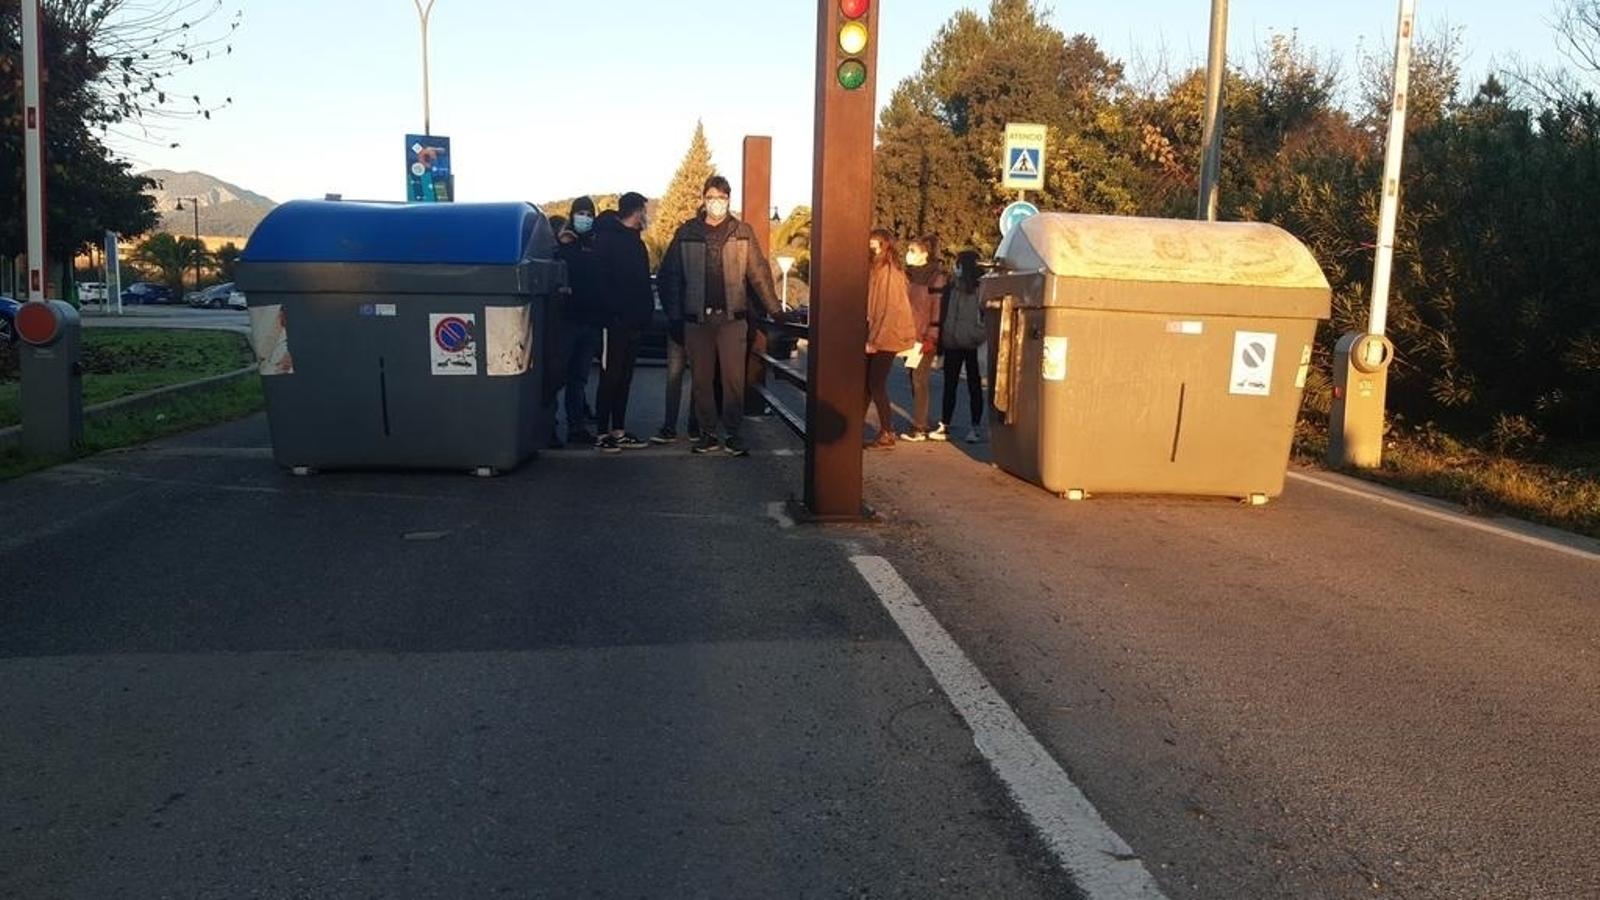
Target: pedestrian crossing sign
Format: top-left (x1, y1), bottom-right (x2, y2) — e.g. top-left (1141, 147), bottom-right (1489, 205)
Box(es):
top-left (1009, 148), bottom-right (1040, 178)
top-left (1002, 123), bottom-right (1048, 190)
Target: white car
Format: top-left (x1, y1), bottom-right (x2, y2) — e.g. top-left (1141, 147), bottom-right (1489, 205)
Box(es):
top-left (226, 288), bottom-right (248, 310)
top-left (78, 282), bottom-right (108, 303)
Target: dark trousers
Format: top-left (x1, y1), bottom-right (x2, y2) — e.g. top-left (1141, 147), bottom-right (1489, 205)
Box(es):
top-left (595, 326), bottom-right (640, 434)
top-left (941, 347), bottom-right (984, 427)
top-left (560, 324), bottom-right (602, 436)
top-left (906, 349), bottom-right (934, 432)
top-left (663, 337), bottom-right (700, 433)
top-left (866, 351), bottom-right (898, 434)
top-left (686, 317), bottom-right (748, 439)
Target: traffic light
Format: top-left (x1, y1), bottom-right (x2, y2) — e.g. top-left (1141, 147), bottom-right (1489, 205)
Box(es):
top-left (808, 0), bottom-right (881, 518)
top-left (835, 0), bottom-right (871, 91)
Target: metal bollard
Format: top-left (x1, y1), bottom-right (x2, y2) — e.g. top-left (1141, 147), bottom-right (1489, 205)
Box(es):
top-left (18, 300), bottom-right (84, 457)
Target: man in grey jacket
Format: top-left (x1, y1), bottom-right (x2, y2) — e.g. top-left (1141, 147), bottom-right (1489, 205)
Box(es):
top-left (657, 175), bottom-right (781, 457)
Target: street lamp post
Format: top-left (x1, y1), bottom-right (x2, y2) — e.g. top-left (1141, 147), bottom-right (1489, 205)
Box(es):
top-left (413, 0), bottom-right (438, 135)
top-left (776, 255), bottom-right (795, 313)
top-left (175, 197), bottom-right (202, 293)
top-left (1197, 0), bottom-right (1230, 221)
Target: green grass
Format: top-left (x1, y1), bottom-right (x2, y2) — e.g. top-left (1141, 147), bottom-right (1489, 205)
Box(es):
top-left (0, 365), bottom-right (264, 481)
top-left (1295, 423), bottom-right (1600, 541)
top-left (0, 329), bottom-right (253, 428)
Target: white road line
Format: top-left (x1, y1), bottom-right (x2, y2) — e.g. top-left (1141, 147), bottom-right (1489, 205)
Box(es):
top-left (850, 555), bottom-right (1167, 900)
top-left (765, 501), bottom-right (796, 529)
top-left (1286, 470), bottom-right (1600, 563)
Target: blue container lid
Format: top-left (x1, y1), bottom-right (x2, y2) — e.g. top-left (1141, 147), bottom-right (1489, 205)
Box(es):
top-left (241, 200), bottom-right (547, 266)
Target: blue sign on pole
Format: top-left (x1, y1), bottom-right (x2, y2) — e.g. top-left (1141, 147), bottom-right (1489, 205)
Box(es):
top-left (999, 200), bottom-right (1040, 239)
top-left (406, 134), bottom-right (454, 203)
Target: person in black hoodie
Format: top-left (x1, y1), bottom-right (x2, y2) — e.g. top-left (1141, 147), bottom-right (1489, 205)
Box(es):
top-left (553, 197), bottom-right (602, 446)
top-left (591, 191), bottom-right (654, 453)
top-left (657, 175), bottom-right (780, 457)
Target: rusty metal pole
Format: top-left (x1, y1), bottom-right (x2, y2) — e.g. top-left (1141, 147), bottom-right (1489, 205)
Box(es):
top-left (805, 0), bottom-right (877, 520)
top-left (742, 136), bottom-right (773, 254)
top-left (742, 136), bottom-right (774, 415)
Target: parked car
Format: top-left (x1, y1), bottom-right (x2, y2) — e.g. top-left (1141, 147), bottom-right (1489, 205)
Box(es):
top-left (188, 282), bottom-right (237, 309)
top-left (0, 295), bottom-right (19, 343)
top-left (226, 288), bottom-right (248, 310)
top-left (77, 282), bottom-right (108, 303)
top-left (120, 282), bottom-right (173, 305)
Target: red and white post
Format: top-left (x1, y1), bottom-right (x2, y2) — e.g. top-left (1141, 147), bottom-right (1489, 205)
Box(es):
top-left (22, 0), bottom-right (47, 302)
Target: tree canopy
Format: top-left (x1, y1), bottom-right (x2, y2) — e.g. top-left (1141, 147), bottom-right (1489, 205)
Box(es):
top-left (875, 0), bottom-right (1600, 446)
top-left (645, 121), bottom-right (717, 268)
top-left (1, 1), bottom-right (239, 269)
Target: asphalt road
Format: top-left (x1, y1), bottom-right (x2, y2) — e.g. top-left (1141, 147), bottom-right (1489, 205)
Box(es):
top-left (0, 386), bottom-right (1075, 898)
top-left (79, 305), bottom-right (249, 333)
top-left (843, 361), bottom-right (1600, 898)
top-left (4, 360), bottom-right (1598, 898)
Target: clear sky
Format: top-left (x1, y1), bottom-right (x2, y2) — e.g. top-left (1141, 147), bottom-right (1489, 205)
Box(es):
top-left (118, 1), bottom-right (1575, 214)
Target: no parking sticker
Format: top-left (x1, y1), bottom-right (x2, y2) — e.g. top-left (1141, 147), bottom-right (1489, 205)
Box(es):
top-left (1230, 331), bottom-right (1277, 397)
top-left (430, 313), bottom-right (478, 375)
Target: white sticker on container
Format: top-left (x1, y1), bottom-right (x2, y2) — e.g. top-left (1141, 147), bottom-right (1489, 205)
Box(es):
top-left (486, 304), bottom-right (533, 377)
top-left (1042, 335), bottom-right (1069, 382)
top-left (1295, 344), bottom-right (1312, 389)
top-left (1229, 331), bottom-right (1277, 397)
top-left (1166, 320), bottom-right (1205, 335)
top-left (248, 304), bottom-right (294, 376)
top-left (430, 313), bottom-right (478, 376)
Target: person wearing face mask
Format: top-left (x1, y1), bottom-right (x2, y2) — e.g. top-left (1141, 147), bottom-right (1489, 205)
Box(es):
top-left (899, 235), bottom-right (948, 442)
top-left (590, 192), bottom-right (655, 453)
top-left (657, 175), bottom-right (781, 458)
top-left (932, 249), bottom-right (987, 443)
top-left (864, 229), bottom-right (919, 450)
top-left (552, 196), bottom-right (603, 446)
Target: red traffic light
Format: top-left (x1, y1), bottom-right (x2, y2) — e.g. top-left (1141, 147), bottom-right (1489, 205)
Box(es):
top-left (840, 0), bottom-right (869, 18)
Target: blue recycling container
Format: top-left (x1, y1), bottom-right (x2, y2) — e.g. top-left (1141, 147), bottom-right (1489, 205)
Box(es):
top-left (236, 200), bottom-right (562, 474)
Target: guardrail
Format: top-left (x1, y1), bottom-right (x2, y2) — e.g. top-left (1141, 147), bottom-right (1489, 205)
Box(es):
top-left (754, 319), bottom-right (809, 438)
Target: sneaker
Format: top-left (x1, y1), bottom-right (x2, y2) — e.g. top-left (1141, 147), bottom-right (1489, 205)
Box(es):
top-left (929, 424), bottom-right (950, 442)
top-left (899, 430), bottom-right (929, 443)
top-left (687, 426), bottom-right (703, 442)
top-left (615, 433), bottom-right (648, 449)
top-left (650, 427), bottom-right (678, 445)
top-left (964, 427), bottom-right (984, 444)
top-left (691, 435), bottom-right (722, 454)
top-left (596, 434), bottom-right (621, 454)
top-left (865, 432), bottom-right (896, 451)
top-left (723, 435), bottom-right (750, 457)
top-left (568, 430), bottom-right (597, 446)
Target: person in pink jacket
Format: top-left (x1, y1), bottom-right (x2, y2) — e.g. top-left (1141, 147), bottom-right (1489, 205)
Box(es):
top-left (864, 228), bottom-right (918, 450)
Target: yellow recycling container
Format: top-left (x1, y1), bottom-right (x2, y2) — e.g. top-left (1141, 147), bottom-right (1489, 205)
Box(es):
top-left (979, 213), bottom-right (1331, 503)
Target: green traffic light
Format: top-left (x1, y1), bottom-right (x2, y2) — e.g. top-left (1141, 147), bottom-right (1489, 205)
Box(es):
top-left (837, 59), bottom-right (867, 91)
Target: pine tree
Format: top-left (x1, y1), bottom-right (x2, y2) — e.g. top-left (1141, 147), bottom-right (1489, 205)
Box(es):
top-left (645, 121), bottom-right (717, 267)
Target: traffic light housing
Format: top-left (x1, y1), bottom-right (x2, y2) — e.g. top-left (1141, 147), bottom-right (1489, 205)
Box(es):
top-left (833, 0), bottom-right (873, 91)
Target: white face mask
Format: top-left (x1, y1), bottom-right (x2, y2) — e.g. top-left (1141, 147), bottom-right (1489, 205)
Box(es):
top-left (706, 198), bottom-right (730, 220)
top-left (572, 214), bottom-right (594, 234)
top-left (906, 249), bottom-right (929, 267)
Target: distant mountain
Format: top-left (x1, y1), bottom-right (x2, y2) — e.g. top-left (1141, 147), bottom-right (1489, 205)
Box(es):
top-left (140, 169), bottom-right (277, 239)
